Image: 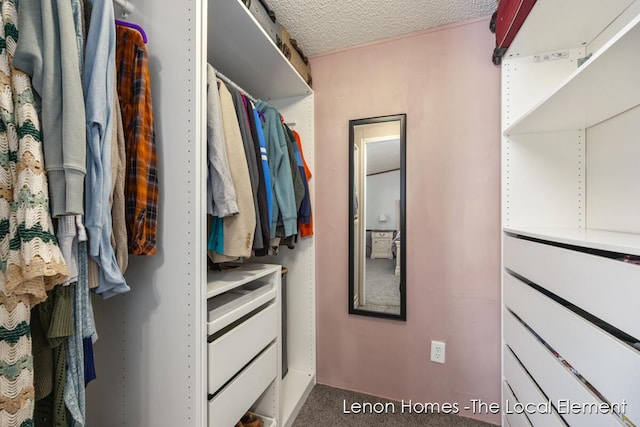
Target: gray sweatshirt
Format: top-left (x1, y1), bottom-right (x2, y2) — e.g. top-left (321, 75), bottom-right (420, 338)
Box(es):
top-left (13, 0), bottom-right (87, 217)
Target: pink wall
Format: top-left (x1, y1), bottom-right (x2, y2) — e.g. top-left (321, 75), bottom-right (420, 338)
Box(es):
top-left (310, 17), bottom-right (501, 425)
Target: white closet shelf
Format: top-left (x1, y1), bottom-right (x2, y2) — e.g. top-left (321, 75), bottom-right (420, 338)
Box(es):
top-left (208, 0), bottom-right (312, 101)
top-left (505, 13), bottom-right (640, 136)
top-left (504, 227), bottom-right (640, 256)
top-left (506, 0), bottom-right (634, 58)
top-left (207, 263), bottom-right (281, 299)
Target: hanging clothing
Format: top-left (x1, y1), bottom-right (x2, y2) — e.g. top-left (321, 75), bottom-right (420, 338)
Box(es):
top-left (0, 1), bottom-right (71, 423)
top-left (63, 219), bottom-right (91, 427)
top-left (207, 216), bottom-right (224, 255)
top-left (251, 107), bottom-right (273, 227)
top-left (206, 65), bottom-right (238, 218)
top-left (12, 0), bottom-right (87, 217)
top-left (70, 0), bottom-right (85, 75)
top-left (116, 25), bottom-right (159, 256)
top-left (256, 101), bottom-right (298, 238)
top-left (85, 0), bottom-right (129, 298)
top-left (285, 126), bottom-right (311, 227)
top-left (212, 81), bottom-right (255, 261)
top-left (33, 285), bottom-right (74, 427)
top-left (292, 130), bottom-right (314, 237)
top-left (111, 81), bottom-right (128, 275)
top-left (229, 88), bottom-right (263, 251)
top-left (244, 98), bottom-right (270, 255)
top-left (283, 124), bottom-right (305, 213)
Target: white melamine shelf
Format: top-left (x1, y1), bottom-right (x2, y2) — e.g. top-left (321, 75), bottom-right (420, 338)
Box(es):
top-left (504, 227), bottom-right (640, 256)
top-left (206, 284), bottom-right (276, 335)
top-left (207, 263), bottom-right (281, 299)
top-left (505, 13), bottom-right (640, 136)
top-left (281, 368), bottom-right (315, 426)
top-left (506, 0), bottom-right (634, 57)
top-left (208, 0), bottom-right (312, 100)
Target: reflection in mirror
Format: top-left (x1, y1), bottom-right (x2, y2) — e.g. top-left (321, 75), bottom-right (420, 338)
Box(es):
top-left (349, 114), bottom-right (406, 320)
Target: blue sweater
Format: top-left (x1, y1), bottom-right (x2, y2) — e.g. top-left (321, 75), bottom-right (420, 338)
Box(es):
top-left (84, 0), bottom-right (129, 297)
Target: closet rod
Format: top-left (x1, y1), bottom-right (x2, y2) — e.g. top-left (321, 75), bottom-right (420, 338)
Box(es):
top-left (113, 0), bottom-right (134, 17)
top-left (215, 69), bottom-right (257, 103)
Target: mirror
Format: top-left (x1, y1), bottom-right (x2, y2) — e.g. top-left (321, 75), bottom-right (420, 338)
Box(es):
top-left (349, 114), bottom-right (406, 320)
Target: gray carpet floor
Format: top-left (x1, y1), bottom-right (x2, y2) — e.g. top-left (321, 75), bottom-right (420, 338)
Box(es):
top-left (292, 384), bottom-right (495, 427)
top-left (358, 258), bottom-right (400, 314)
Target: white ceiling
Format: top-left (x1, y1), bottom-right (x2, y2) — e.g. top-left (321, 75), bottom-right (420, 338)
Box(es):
top-left (366, 139), bottom-right (400, 176)
top-left (266, 0), bottom-right (498, 56)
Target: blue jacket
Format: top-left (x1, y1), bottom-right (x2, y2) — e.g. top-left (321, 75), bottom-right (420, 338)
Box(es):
top-left (256, 101), bottom-right (297, 237)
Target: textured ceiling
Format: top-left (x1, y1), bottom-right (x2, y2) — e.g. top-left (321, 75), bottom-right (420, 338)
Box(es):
top-left (266, 0), bottom-right (498, 56)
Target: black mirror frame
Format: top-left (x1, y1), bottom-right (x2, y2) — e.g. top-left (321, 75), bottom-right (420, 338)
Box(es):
top-left (348, 113), bottom-right (407, 321)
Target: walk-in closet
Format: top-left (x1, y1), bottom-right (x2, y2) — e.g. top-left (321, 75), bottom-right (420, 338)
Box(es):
top-left (3, 0), bottom-right (640, 426)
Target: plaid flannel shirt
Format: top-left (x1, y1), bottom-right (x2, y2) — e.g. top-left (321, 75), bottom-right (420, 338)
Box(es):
top-left (115, 26), bottom-right (158, 255)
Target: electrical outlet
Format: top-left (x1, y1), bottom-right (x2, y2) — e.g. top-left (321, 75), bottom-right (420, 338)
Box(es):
top-left (430, 340), bottom-right (446, 364)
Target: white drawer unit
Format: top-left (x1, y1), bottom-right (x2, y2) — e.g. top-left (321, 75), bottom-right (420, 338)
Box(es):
top-left (208, 303), bottom-right (278, 394)
top-left (370, 231), bottom-right (393, 259)
top-left (207, 264), bottom-right (282, 426)
top-left (209, 344), bottom-right (278, 427)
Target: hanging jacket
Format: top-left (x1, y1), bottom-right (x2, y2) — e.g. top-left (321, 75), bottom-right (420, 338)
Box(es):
top-left (229, 87), bottom-right (263, 251)
top-left (206, 64), bottom-right (238, 218)
top-left (292, 130), bottom-right (314, 237)
top-left (214, 81), bottom-right (255, 260)
top-left (251, 105), bottom-right (273, 226)
top-left (243, 96), bottom-right (270, 255)
top-left (256, 101), bottom-right (297, 238)
top-left (282, 123), bottom-right (305, 217)
top-left (284, 124), bottom-right (310, 223)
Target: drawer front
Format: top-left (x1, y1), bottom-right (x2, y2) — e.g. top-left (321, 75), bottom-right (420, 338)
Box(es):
top-left (373, 238), bottom-right (390, 247)
top-left (208, 343), bottom-right (277, 427)
top-left (503, 234), bottom-right (640, 339)
top-left (503, 381), bottom-right (533, 427)
top-left (208, 303), bottom-right (278, 394)
top-left (374, 231), bottom-right (391, 238)
top-left (504, 310), bottom-right (622, 427)
top-left (207, 280), bottom-right (277, 335)
top-left (504, 347), bottom-right (565, 427)
top-left (504, 272), bottom-right (640, 424)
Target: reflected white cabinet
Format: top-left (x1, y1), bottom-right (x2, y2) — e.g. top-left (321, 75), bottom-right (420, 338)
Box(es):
top-left (371, 231), bottom-right (393, 259)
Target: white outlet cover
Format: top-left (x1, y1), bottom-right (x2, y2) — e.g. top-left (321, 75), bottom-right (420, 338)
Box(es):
top-left (430, 340), bottom-right (446, 364)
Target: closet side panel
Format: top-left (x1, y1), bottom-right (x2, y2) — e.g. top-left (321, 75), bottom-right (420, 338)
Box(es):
top-left (262, 95), bottom-right (316, 426)
top-left (268, 95), bottom-right (316, 375)
top-left (86, 1), bottom-right (207, 426)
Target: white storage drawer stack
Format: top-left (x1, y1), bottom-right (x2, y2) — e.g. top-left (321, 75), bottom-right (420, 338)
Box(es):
top-left (501, 1), bottom-right (640, 426)
top-left (503, 233), bottom-right (640, 427)
top-left (207, 264), bottom-right (282, 427)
